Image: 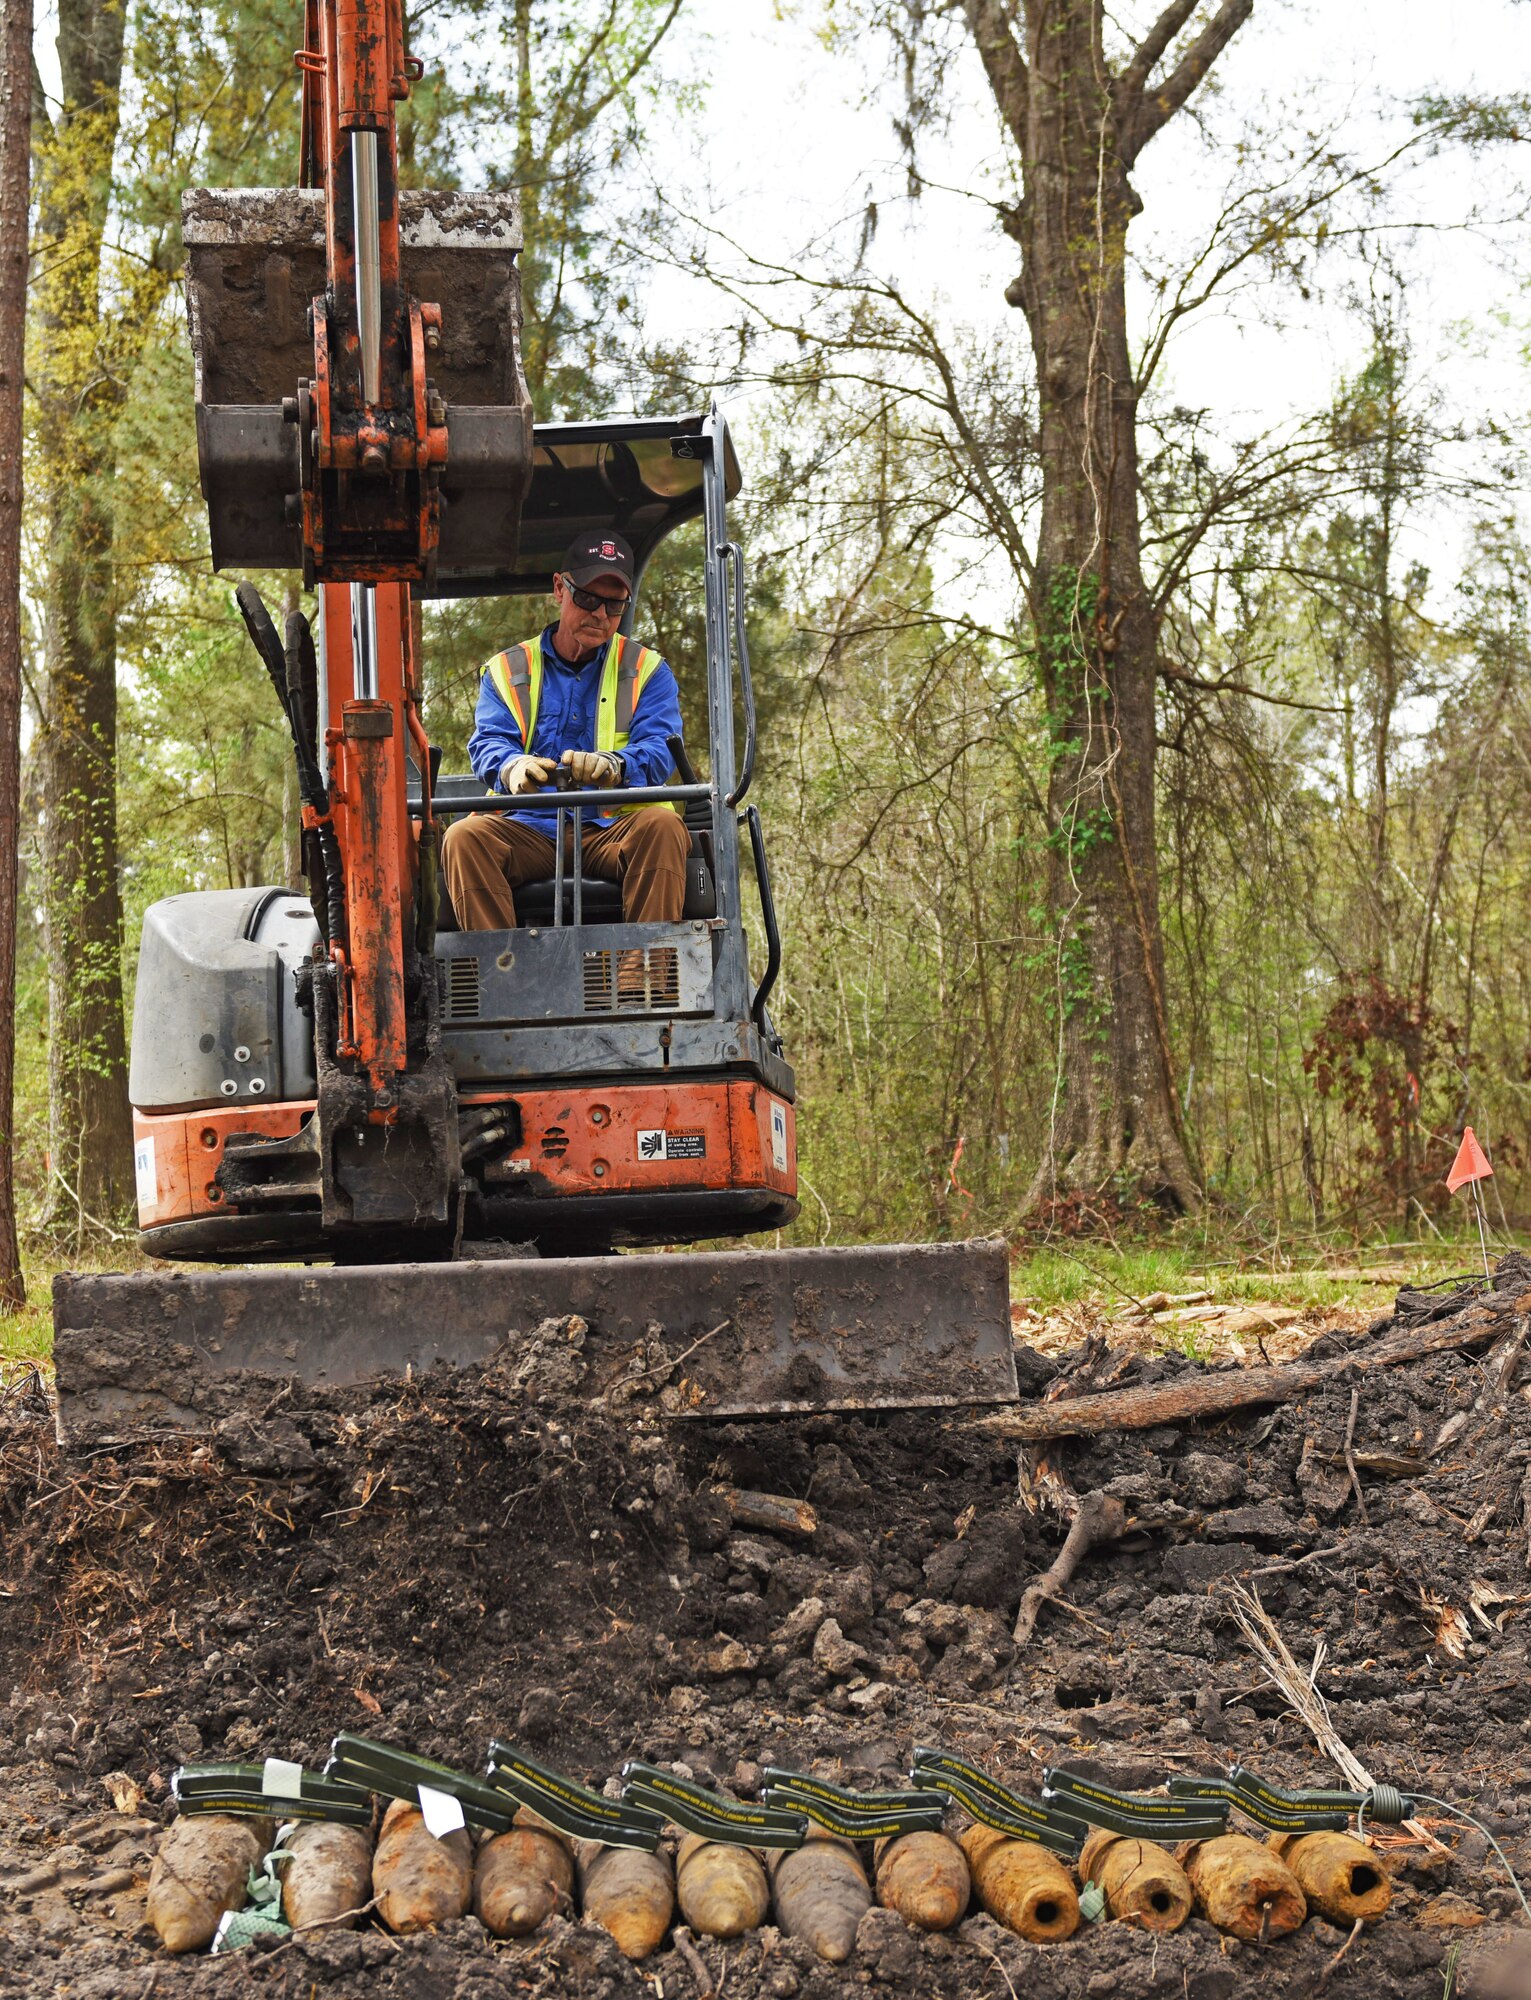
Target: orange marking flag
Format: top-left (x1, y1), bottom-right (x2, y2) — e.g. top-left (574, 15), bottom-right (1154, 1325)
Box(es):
top-left (1446, 1127), bottom-right (1493, 1194)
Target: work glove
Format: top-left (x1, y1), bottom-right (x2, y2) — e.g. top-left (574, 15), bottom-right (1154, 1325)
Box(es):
top-left (500, 754), bottom-right (558, 795)
top-left (561, 749), bottom-right (623, 788)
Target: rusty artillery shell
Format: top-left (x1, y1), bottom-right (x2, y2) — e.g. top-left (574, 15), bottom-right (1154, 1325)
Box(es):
top-left (373, 1798), bottom-right (474, 1934)
top-left (574, 1838), bottom-right (675, 1960)
top-left (1271, 1831), bottom-right (1391, 1925)
top-left (676, 1832), bottom-right (770, 1938)
top-left (1177, 1833), bottom-right (1306, 1942)
top-left (475, 1823), bottom-right (576, 1937)
top-left (1079, 1827), bottom-right (1192, 1933)
top-left (281, 1820), bottom-right (374, 1933)
top-left (148, 1812), bottom-right (273, 1953)
top-left (959, 1824), bottom-right (1080, 1943)
top-left (769, 1828), bottom-right (872, 1961)
top-left (873, 1830), bottom-right (972, 1931)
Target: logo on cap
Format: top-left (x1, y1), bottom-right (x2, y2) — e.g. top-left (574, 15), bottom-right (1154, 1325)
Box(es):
top-left (599, 541), bottom-right (617, 559)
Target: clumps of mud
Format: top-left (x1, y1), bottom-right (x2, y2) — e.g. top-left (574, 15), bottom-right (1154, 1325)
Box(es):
top-left (0, 1299), bottom-right (1528, 1996)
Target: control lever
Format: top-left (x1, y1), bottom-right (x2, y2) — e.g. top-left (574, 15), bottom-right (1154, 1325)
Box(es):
top-left (667, 732), bottom-right (700, 786)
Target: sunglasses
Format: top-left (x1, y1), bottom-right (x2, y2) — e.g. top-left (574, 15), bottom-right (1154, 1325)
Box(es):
top-left (563, 577), bottom-right (630, 617)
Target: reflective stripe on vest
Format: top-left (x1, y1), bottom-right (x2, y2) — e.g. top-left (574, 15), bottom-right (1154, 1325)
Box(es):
top-left (484, 634), bottom-right (676, 815)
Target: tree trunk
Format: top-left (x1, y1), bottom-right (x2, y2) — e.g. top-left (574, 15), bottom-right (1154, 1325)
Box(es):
top-left (0, 0), bottom-right (32, 1301)
top-left (31, 0), bottom-right (133, 1232)
top-left (1012, 4), bottom-right (1194, 1209)
top-left (958, 0), bottom-right (1255, 1213)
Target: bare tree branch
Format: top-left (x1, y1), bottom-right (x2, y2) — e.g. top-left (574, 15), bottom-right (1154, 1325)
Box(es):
top-left (1114, 0), bottom-right (1199, 106)
top-left (545, 0), bottom-right (684, 156)
top-left (959, 0), bottom-right (1028, 148)
top-left (1156, 661), bottom-right (1346, 715)
top-left (1119, 0), bottom-right (1252, 166)
top-left (1133, 124), bottom-right (1438, 395)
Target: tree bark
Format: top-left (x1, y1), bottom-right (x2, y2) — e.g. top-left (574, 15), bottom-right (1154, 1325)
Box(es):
top-left (960, 0), bottom-right (1252, 1213)
top-left (31, 0), bottom-right (133, 1232)
top-left (0, 0), bottom-right (32, 1301)
top-left (969, 1290), bottom-right (1514, 1441)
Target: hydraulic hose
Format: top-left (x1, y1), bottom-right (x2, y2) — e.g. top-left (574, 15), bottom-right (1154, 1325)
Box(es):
top-left (282, 608), bottom-right (324, 801)
top-left (234, 583), bottom-right (347, 951)
top-left (281, 609), bottom-right (347, 951)
top-left (236, 582), bottom-right (295, 725)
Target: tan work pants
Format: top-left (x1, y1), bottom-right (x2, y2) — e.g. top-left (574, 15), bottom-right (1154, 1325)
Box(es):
top-left (441, 806), bottom-right (690, 930)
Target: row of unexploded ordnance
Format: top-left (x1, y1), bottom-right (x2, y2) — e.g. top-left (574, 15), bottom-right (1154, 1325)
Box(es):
top-left (147, 1806), bottom-right (1392, 1960)
top-left (147, 1807), bottom-right (973, 1960)
top-left (961, 1824), bottom-right (1391, 1947)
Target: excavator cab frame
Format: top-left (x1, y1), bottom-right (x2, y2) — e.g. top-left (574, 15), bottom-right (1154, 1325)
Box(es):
top-left (128, 403), bottom-right (796, 1261)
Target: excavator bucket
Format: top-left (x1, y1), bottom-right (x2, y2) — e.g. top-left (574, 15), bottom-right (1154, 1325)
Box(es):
top-left (182, 186), bottom-right (534, 585)
top-left (51, 1240), bottom-right (1016, 1438)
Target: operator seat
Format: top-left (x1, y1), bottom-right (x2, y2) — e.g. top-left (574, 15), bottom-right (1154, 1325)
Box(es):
top-left (434, 870), bottom-right (654, 932)
top-left (515, 876), bottom-right (624, 925)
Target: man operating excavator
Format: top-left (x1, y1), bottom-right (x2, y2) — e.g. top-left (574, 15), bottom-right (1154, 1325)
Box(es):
top-left (442, 531), bottom-right (691, 931)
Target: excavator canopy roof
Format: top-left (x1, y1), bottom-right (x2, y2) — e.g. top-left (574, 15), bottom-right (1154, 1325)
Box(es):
top-left (434, 411), bottom-right (743, 599)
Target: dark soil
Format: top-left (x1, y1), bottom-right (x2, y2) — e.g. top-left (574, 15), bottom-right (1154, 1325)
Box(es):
top-left (1, 1287), bottom-right (1528, 1999)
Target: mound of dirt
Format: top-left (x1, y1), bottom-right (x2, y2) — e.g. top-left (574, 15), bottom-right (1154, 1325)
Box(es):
top-left (0, 1292), bottom-right (1527, 1998)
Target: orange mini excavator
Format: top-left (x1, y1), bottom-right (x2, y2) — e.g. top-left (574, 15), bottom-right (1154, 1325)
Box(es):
top-left (51, 0), bottom-right (1016, 1429)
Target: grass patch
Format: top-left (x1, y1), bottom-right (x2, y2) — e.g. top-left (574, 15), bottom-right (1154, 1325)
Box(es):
top-left (1010, 1231), bottom-right (1508, 1314)
top-left (0, 1240), bottom-right (146, 1371)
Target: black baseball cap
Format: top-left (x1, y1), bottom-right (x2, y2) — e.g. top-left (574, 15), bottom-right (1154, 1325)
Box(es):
top-left (564, 531), bottom-right (635, 590)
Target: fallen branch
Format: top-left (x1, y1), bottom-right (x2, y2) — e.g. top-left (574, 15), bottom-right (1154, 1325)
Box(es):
top-left (1434, 1319), bottom-right (1526, 1455)
top-left (1246, 1544), bottom-right (1347, 1580)
top-left (1012, 1491), bottom-right (1127, 1650)
top-left (969, 1299), bottom-right (1515, 1442)
top-left (1017, 1333), bottom-right (1125, 1521)
top-left (718, 1488), bottom-right (817, 1538)
top-left (252, 1895), bottom-right (384, 1964)
top-left (671, 1925), bottom-right (717, 2000)
top-left (1315, 1915), bottom-right (1364, 1992)
top-left (622, 1320), bottom-right (731, 1389)
top-left (1468, 1318), bottom-right (1528, 1440)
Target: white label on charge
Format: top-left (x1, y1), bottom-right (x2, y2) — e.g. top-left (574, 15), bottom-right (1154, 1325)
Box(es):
top-left (770, 1102), bottom-right (788, 1173)
top-left (262, 1757), bottom-right (304, 1799)
top-left (418, 1784), bottom-right (466, 1838)
top-left (134, 1136), bottom-right (156, 1209)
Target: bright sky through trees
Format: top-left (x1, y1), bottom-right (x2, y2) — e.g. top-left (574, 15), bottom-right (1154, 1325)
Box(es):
top-left (646, 0), bottom-right (1531, 594)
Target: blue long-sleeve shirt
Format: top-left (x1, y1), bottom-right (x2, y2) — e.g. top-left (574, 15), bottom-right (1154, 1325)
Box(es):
top-left (466, 625), bottom-right (685, 836)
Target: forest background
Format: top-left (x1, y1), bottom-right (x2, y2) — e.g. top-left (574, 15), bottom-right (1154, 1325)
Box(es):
top-left (8, 0), bottom-right (1531, 1297)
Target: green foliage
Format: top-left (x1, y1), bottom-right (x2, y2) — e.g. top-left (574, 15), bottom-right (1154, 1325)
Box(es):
top-left (1045, 803), bottom-right (1113, 862)
top-left (482, 0), bottom-right (692, 415)
top-left (1038, 566), bottom-right (1101, 721)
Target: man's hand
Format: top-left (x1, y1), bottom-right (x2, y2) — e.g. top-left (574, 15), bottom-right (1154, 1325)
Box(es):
top-left (561, 749), bottom-right (623, 788)
top-left (500, 754), bottom-right (558, 795)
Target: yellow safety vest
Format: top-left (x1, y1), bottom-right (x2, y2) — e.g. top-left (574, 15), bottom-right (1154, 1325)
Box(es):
top-left (485, 633), bottom-right (677, 816)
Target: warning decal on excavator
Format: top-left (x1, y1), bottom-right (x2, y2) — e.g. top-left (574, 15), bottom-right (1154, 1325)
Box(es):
top-left (134, 1138), bottom-right (156, 1209)
top-left (770, 1102), bottom-right (788, 1172)
top-left (636, 1130), bottom-right (706, 1161)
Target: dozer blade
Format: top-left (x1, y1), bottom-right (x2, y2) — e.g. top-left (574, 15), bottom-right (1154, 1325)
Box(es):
top-left (52, 1240), bottom-right (1015, 1436)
